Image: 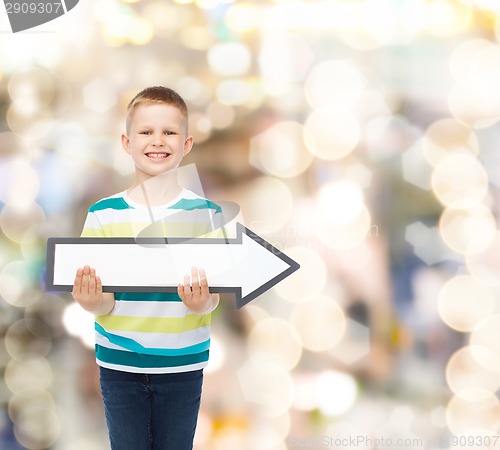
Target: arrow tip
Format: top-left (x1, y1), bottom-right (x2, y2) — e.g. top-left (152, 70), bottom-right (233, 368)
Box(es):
top-left (234, 223), bottom-right (300, 308)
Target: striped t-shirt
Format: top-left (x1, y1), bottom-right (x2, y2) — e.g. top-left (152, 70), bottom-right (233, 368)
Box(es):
top-left (81, 188), bottom-right (223, 374)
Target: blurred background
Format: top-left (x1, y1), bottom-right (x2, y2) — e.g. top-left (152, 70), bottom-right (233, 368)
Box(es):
top-left (1, 0), bottom-right (500, 448)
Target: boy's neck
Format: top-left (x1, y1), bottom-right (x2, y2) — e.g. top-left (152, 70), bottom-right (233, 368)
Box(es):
top-left (127, 171), bottom-right (183, 206)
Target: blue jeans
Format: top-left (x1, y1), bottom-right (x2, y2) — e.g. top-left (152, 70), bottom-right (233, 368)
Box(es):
top-left (99, 367), bottom-right (203, 450)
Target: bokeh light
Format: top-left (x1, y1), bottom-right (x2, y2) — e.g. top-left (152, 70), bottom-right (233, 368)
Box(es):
top-left (469, 315), bottom-right (500, 372)
top-left (259, 32), bottom-right (313, 95)
top-left (446, 392), bottom-right (500, 434)
top-left (6, 103), bottom-right (53, 140)
top-left (247, 318), bottom-right (302, 371)
top-left (424, 0), bottom-right (472, 37)
top-left (205, 334), bottom-right (225, 374)
top-left (5, 318), bottom-right (53, 359)
top-left (316, 180), bottom-right (372, 250)
top-left (257, 413), bottom-right (291, 448)
top-left (293, 370), bottom-right (358, 417)
top-left (367, 115), bottom-right (419, 161)
top-left (466, 232), bottom-right (500, 286)
top-left (206, 101), bottom-right (235, 130)
top-left (445, 346), bottom-right (500, 400)
top-left (176, 76), bottom-right (211, 107)
top-left (208, 42), bottom-right (252, 77)
top-left (241, 176), bottom-right (294, 234)
top-left (422, 118), bottom-right (479, 167)
top-left (189, 112), bottom-right (213, 143)
top-left (273, 246), bottom-right (327, 304)
top-left (7, 68), bottom-right (56, 116)
top-left (225, 2), bottom-right (261, 33)
top-left (0, 260), bottom-right (37, 308)
top-left (431, 152), bottom-right (489, 208)
top-left (61, 303), bottom-right (95, 349)
top-left (438, 276), bottom-right (494, 332)
top-left (317, 180), bottom-right (364, 226)
top-left (304, 107), bottom-right (360, 160)
top-left (292, 373), bottom-right (317, 412)
top-left (329, 318), bottom-right (371, 364)
top-left (449, 40), bottom-right (500, 128)
top-left (180, 25), bottom-right (214, 51)
top-left (249, 121), bottom-right (314, 178)
top-left (289, 295), bottom-right (346, 352)
top-left (338, 0), bottom-right (397, 50)
top-left (314, 370), bottom-right (358, 417)
top-left (304, 60), bottom-right (365, 111)
top-left (83, 78), bottom-right (118, 113)
top-left (0, 157), bottom-right (40, 207)
top-left (449, 38), bottom-right (493, 82)
top-left (216, 79), bottom-right (260, 106)
top-left (0, 202), bottom-right (46, 243)
top-left (238, 358), bottom-right (294, 418)
top-left (4, 355), bottom-right (52, 394)
top-left (8, 388), bottom-right (61, 450)
top-left (438, 205), bottom-right (496, 255)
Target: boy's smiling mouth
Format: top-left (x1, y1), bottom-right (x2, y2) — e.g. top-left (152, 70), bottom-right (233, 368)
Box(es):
top-left (145, 152), bottom-right (171, 160)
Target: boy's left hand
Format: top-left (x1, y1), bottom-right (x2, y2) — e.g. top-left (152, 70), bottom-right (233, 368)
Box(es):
top-left (178, 267), bottom-right (220, 314)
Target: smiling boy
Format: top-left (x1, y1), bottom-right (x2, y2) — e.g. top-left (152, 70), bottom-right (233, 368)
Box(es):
top-left (71, 86), bottom-right (221, 450)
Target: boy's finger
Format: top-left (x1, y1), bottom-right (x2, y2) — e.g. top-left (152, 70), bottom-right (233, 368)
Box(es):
top-left (183, 275), bottom-right (193, 299)
top-left (199, 269), bottom-right (208, 287)
top-left (199, 269), bottom-right (209, 299)
top-left (96, 275), bottom-right (102, 293)
top-left (177, 284), bottom-right (184, 300)
top-left (72, 268), bottom-right (83, 295)
top-left (89, 268), bottom-right (96, 293)
top-left (191, 267), bottom-right (199, 288)
top-left (81, 266), bottom-right (90, 293)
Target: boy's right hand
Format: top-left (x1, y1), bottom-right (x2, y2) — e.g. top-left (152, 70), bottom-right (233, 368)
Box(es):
top-left (72, 265), bottom-right (115, 315)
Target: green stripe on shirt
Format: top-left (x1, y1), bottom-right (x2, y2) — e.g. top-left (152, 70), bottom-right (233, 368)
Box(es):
top-left (115, 292), bottom-right (182, 302)
top-left (89, 197), bottom-right (130, 212)
top-left (96, 345), bottom-right (209, 368)
top-left (170, 198), bottom-right (222, 214)
top-left (95, 323), bottom-right (211, 356)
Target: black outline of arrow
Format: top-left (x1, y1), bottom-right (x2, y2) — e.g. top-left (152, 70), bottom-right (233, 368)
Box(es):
top-left (46, 222), bottom-right (300, 309)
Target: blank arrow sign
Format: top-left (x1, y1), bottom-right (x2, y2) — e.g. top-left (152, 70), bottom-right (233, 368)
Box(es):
top-left (46, 222), bottom-right (300, 308)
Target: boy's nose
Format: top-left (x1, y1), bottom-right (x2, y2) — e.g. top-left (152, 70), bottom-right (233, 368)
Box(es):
top-left (152, 136), bottom-right (165, 146)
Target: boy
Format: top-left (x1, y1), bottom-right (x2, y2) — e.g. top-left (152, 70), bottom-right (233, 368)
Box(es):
top-left (71, 86), bottom-right (221, 450)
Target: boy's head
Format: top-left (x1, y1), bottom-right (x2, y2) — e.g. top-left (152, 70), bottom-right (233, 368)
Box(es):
top-left (126, 86), bottom-right (188, 135)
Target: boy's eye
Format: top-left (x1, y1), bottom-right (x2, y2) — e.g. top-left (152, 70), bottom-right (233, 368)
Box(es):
top-left (165, 131), bottom-right (175, 135)
top-left (140, 131), bottom-right (151, 135)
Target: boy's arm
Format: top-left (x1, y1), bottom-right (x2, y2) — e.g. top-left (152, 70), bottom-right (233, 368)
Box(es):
top-left (178, 267), bottom-right (219, 314)
top-left (72, 265), bottom-right (115, 315)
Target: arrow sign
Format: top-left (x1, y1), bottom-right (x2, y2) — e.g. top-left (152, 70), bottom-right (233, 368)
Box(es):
top-left (45, 222), bottom-right (300, 309)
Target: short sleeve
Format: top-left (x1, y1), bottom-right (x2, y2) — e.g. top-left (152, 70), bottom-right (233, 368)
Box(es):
top-left (80, 209), bottom-right (106, 238)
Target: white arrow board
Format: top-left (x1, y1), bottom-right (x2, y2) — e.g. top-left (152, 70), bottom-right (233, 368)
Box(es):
top-left (46, 223), bottom-right (299, 308)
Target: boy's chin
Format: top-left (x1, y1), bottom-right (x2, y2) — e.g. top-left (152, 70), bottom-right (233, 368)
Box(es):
top-left (136, 166), bottom-right (180, 179)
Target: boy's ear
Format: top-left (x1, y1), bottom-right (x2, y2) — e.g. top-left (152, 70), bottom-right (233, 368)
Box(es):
top-left (121, 133), bottom-right (131, 155)
top-left (183, 136), bottom-right (194, 156)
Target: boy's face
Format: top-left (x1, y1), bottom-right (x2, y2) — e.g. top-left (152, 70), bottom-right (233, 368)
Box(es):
top-left (121, 103), bottom-right (193, 181)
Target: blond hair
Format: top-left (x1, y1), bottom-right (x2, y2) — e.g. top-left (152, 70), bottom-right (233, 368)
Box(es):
top-left (126, 86), bottom-right (188, 134)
